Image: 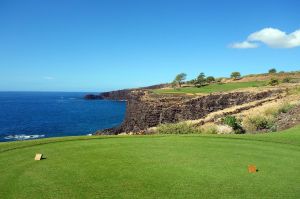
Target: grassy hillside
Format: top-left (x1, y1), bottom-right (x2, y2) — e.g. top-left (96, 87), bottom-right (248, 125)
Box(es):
top-left (0, 126), bottom-right (300, 199)
top-left (153, 81), bottom-right (266, 94)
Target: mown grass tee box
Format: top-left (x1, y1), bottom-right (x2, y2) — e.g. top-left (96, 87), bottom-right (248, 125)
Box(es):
top-left (0, 125), bottom-right (299, 199)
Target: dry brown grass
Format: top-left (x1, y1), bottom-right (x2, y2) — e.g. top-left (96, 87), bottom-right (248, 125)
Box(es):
top-left (228, 72), bottom-right (300, 83)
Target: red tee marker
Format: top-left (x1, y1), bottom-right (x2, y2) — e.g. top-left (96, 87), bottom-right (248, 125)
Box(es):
top-left (248, 165), bottom-right (257, 173)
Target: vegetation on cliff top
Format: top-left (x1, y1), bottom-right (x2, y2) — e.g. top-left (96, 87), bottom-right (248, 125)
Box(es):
top-left (153, 69), bottom-right (300, 95)
top-left (153, 81), bottom-right (266, 94)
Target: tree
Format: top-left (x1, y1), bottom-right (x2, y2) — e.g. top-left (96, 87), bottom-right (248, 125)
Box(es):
top-left (231, 72), bottom-right (241, 80)
top-left (171, 80), bottom-right (177, 89)
top-left (194, 72), bottom-right (206, 87)
top-left (269, 68), bottom-right (277, 74)
top-left (206, 76), bottom-right (215, 83)
top-left (186, 79), bottom-right (196, 85)
top-left (173, 73), bottom-right (187, 87)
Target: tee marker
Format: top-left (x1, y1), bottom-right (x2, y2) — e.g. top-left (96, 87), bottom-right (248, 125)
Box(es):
top-left (248, 165), bottom-right (257, 173)
top-left (34, 153), bottom-right (43, 161)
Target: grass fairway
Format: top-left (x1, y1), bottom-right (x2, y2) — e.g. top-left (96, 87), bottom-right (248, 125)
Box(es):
top-left (153, 81), bottom-right (266, 94)
top-left (0, 127), bottom-right (300, 198)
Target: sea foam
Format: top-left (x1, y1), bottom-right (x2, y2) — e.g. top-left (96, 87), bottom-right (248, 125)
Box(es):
top-left (4, 134), bottom-right (45, 140)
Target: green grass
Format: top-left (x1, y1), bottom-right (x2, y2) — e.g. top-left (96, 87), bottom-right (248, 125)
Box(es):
top-left (1, 126), bottom-right (300, 199)
top-left (153, 81), bottom-right (266, 94)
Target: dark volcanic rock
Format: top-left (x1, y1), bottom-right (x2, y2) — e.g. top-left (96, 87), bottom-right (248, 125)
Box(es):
top-left (276, 104), bottom-right (300, 131)
top-left (85, 83), bottom-right (169, 101)
top-left (96, 89), bottom-right (283, 134)
top-left (84, 94), bottom-right (103, 100)
top-left (100, 89), bottom-right (133, 101)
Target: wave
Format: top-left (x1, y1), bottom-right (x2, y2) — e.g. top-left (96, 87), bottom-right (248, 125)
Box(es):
top-left (4, 134), bottom-right (45, 140)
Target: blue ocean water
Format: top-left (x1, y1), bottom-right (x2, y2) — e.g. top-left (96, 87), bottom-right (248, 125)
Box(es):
top-left (0, 92), bottom-right (126, 142)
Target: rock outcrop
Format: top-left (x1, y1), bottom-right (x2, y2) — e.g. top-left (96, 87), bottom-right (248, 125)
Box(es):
top-left (84, 94), bottom-right (104, 100)
top-left (96, 89), bottom-right (283, 134)
top-left (84, 83), bottom-right (169, 101)
top-left (276, 104), bottom-right (300, 131)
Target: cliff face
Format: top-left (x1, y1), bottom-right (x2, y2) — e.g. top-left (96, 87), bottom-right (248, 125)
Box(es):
top-left (97, 89), bottom-right (283, 134)
top-left (100, 89), bottom-right (132, 100)
top-left (85, 83), bottom-right (169, 101)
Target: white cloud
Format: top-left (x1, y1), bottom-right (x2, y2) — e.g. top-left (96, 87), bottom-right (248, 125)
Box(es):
top-left (229, 41), bottom-right (259, 49)
top-left (230, 27), bottom-right (300, 49)
top-left (43, 76), bottom-right (54, 80)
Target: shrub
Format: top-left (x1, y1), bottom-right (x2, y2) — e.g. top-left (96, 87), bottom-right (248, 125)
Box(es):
top-left (215, 78), bottom-right (224, 84)
top-left (199, 123), bottom-right (219, 134)
top-left (204, 126), bottom-right (218, 134)
top-left (156, 122), bottom-right (202, 134)
top-left (241, 102), bottom-right (293, 133)
top-left (242, 115), bottom-right (275, 132)
top-left (215, 125), bottom-right (233, 134)
top-left (268, 78), bottom-right (279, 86)
top-left (222, 116), bottom-right (245, 134)
top-left (282, 77), bottom-right (292, 83)
top-left (206, 76), bottom-right (215, 83)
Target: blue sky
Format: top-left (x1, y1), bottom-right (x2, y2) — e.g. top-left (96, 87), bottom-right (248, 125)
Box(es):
top-left (0, 0), bottom-right (299, 91)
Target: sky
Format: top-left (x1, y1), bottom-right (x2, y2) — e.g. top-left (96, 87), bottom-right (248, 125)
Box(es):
top-left (0, 0), bottom-right (299, 92)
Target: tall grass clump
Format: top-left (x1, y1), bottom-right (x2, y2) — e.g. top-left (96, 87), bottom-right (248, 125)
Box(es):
top-left (156, 122), bottom-right (202, 134)
top-left (277, 103), bottom-right (294, 114)
top-left (287, 86), bottom-right (300, 95)
top-left (199, 123), bottom-right (219, 134)
top-left (242, 115), bottom-right (275, 132)
top-left (242, 102), bottom-right (294, 133)
top-left (282, 77), bottom-right (292, 83)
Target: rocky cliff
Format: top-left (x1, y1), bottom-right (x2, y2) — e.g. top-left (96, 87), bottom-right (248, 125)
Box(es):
top-left (96, 89), bottom-right (283, 134)
top-left (85, 83), bottom-right (169, 101)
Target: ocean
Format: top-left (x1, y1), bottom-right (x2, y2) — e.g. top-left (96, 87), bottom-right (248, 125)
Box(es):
top-left (0, 92), bottom-right (126, 142)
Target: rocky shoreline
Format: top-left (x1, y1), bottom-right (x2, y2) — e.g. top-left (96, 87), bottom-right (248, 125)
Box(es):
top-left (87, 87), bottom-right (284, 135)
top-left (85, 83), bottom-right (169, 101)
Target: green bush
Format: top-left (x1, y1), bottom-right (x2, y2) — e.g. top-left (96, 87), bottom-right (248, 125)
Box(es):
top-left (156, 122), bottom-right (202, 134)
top-left (206, 76), bottom-right (215, 83)
top-left (222, 116), bottom-right (245, 134)
top-left (268, 78), bottom-right (279, 86)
